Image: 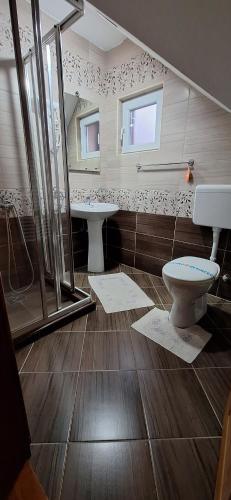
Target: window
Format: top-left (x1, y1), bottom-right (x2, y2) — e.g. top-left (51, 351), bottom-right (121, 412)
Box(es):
top-left (121, 89), bottom-right (163, 153)
top-left (80, 112), bottom-right (100, 159)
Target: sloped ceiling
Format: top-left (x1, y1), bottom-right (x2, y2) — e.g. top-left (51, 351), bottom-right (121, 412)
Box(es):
top-left (89, 0), bottom-right (231, 111)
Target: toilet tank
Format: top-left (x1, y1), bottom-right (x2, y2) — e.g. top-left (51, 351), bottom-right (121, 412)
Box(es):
top-left (193, 185), bottom-right (231, 229)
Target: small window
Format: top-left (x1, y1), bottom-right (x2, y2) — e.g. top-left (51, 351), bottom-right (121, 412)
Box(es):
top-left (80, 112), bottom-right (100, 159)
top-left (121, 89), bottom-right (163, 153)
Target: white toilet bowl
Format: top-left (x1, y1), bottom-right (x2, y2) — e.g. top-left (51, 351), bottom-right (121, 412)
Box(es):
top-left (162, 256), bottom-right (220, 328)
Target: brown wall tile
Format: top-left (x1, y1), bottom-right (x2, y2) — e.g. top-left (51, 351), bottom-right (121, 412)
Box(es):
top-left (173, 240), bottom-right (224, 266)
top-left (107, 210), bottom-right (136, 231)
top-left (107, 228), bottom-right (135, 251)
top-left (175, 217), bottom-right (228, 249)
top-left (136, 233), bottom-right (173, 261)
top-left (218, 251), bottom-right (231, 300)
top-left (137, 213), bottom-right (175, 239)
top-left (74, 250), bottom-right (88, 269)
top-left (226, 231), bottom-right (231, 251)
top-left (175, 217), bottom-right (212, 247)
top-left (108, 245), bottom-right (135, 267)
top-left (135, 253), bottom-right (166, 277)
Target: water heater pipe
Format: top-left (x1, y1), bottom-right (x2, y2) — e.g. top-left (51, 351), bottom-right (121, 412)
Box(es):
top-left (210, 227), bottom-right (222, 262)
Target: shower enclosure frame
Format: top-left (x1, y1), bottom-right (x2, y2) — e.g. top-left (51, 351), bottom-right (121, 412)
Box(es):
top-left (8, 0), bottom-right (94, 343)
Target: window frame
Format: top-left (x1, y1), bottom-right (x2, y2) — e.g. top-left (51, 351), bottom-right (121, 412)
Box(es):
top-left (79, 111), bottom-right (100, 160)
top-left (121, 88), bottom-right (163, 154)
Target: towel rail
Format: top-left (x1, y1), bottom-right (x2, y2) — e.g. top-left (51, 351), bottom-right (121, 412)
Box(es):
top-left (136, 159), bottom-right (194, 172)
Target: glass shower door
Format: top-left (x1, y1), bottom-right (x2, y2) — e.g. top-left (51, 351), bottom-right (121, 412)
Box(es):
top-left (24, 29), bottom-right (75, 315)
top-left (7, 0), bottom-right (90, 341)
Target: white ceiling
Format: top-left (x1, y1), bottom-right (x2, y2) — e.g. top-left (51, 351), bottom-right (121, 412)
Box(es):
top-left (38, 0), bottom-right (126, 51)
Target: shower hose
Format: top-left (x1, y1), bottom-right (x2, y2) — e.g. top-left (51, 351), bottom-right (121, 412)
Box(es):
top-left (1, 203), bottom-right (34, 303)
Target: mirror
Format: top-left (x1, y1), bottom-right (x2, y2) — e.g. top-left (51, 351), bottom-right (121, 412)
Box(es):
top-left (64, 92), bottom-right (100, 172)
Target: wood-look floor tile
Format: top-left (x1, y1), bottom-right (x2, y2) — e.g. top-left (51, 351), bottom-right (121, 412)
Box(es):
top-left (74, 273), bottom-right (90, 288)
top-left (196, 367), bottom-right (231, 423)
top-left (80, 331), bottom-right (136, 370)
top-left (207, 294), bottom-right (227, 305)
top-left (207, 303), bottom-right (231, 328)
top-left (61, 441), bottom-right (157, 500)
top-left (61, 314), bottom-right (87, 332)
top-left (15, 345), bottom-right (32, 371)
top-left (143, 287), bottom-right (162, 304)
top-left (70, 371), bottom-right (147, 441)
top-left (120, 263), bottom-right (143, 274)
top-left (149, 275), bottom-right (164, 286)
top-left (192, 331), bottom-right (231, 368)
top-left (86, 306), bottom-right (131, 331)
top-left (30, 444), bottom-right (66, 500)
top-left (138, 369), bottom-right (221, 438)
top-left (197, 309), bottom-right (218, 333)
top-left (130, 273), bottom-right (153, 287)
top-left (131, 331), bottom-right (188, 369)
top-left (155, 285), bottom-right (173, 304)
top-left (151, 438), bottom-right (220, 500)
top-left (128, 306), bottom-right (163, 330)
top-left (20, 372), bottom-right (78, 442)
top-left (22, 331), bottom-right (84, 372)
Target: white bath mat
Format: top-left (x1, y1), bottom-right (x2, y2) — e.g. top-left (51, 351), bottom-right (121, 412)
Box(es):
top-left (88, 272), bottom-right (154, 313)
top-left (132, 308), bottom-right (212, 363)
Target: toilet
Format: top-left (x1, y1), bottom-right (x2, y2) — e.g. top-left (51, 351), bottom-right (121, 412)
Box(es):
top-left (163, 256), bottom-right (219, 328)
top-left (162, 184), bottom-right (231, 328)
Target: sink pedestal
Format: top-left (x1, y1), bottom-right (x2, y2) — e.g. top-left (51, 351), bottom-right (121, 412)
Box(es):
top-left (71, 202), bottom-right (119, 273)
top-left (87, 220), bottom-right (104, 272)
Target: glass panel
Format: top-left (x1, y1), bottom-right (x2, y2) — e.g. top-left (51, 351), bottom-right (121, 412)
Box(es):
top-left (129, 103), bottom-right (157, 146)
top-left (0, 0), bottom-right (43, 337)
top-left (86, 121), bottom-right (99, 152)
top-left (24, 55), bottom-right (59, 314)
top-left (44, 40), bottom-right (74, 294)
top-left (0, 204), bottom-right (44, 337)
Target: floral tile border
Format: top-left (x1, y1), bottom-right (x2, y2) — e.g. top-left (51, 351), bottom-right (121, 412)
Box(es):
top-left (0, 187), bottom-right (194, 217)
top-left (71, 187), bottom-right (194, 217)
top-left (0, 15), bottom-right (167, 98)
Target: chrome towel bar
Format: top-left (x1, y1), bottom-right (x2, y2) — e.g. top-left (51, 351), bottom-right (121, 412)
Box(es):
top-left (136, 159), bottom-right (194, 172)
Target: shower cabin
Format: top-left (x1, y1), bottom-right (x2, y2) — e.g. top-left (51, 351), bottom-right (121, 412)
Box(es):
top-left (1, 0), bottom-right (93, 343)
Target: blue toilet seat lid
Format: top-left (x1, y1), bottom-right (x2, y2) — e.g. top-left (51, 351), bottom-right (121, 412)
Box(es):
top-left (163, 256), bottom-right (220, 282)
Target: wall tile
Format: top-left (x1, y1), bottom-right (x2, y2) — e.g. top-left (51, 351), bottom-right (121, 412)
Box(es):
top-left (218, 251), bottom-right (231, 300)
top-left (107, 210), bottom-right (136, 231)
top-left (135, 253), bottom-right (166, 277)
top-left (175, 217), bottom-right (228, 249)
top-left (172, 240), bottom-right (224, 266)
top-left (107, 227), bottom-right (135, 252)
top-left (136, 233), bottom-right (173, 261)
top-left (108, 245), bottom-right (135, 268)
top-left (136, 213), bottom-right (175, 239)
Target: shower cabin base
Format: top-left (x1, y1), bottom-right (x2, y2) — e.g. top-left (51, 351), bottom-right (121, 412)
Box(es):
top-left (12, 282), bottom-right (95, 347)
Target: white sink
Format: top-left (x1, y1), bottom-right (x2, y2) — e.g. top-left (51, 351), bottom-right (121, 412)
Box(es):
top-left (71, 202), bottom-right (119, 272)
top-left (71, 202), bottom-right (119, 221)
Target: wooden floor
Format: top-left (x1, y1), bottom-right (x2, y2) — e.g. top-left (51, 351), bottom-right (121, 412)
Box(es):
top-left (16, 262), bottom-right (231, 500)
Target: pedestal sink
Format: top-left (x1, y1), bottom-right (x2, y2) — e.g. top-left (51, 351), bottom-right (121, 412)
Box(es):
top-left (71, 202), bottom-right (119, 272)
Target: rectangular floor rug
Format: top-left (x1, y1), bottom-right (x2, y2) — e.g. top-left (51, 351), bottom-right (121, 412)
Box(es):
top-left (88, 273), bottom-right (154, 313)
top-left (131, 307), bottom-right (212, 363)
